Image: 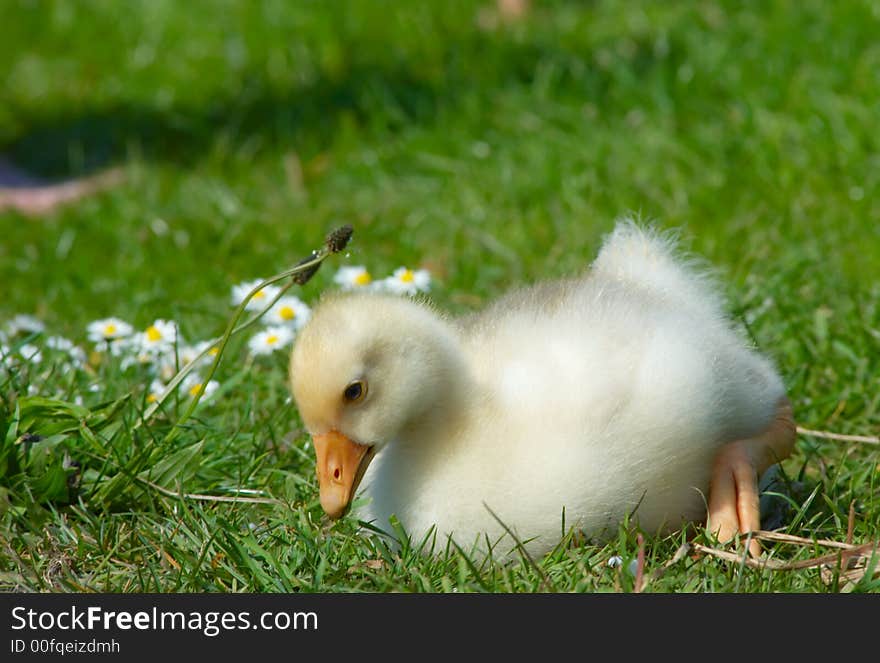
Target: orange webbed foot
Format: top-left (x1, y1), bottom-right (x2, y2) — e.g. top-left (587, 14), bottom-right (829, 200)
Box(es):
top-left (707, 398), bottom-right (795, 557)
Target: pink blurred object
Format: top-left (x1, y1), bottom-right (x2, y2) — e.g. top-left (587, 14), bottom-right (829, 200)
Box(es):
top-left (0, 157), bottom-right (124, 217)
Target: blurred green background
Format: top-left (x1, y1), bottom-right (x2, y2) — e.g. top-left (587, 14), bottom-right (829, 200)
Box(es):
top-left (3, 0), bottom-right (878, 334)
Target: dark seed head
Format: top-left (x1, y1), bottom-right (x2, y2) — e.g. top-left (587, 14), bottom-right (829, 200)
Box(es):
top-left (325, 224), bottom-right (353, 253)
top-left (291, 255), bottom-right (322, 285)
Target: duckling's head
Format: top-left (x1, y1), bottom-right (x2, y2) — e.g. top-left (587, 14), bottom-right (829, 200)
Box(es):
top-left (289, 293), bottom-right (463, 519)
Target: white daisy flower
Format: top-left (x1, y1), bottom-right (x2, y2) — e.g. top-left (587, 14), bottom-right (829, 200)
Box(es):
top-left (46, 336), bottom-right (87, 367)
top-left (87, 318), bottom-right (134, 344)
top-left (379, 267), bottom-right (431, 296)
top-left (181, 373), bottom-right (219, 400)
top-left (119, 319), bottom-right (181, 369)
top-left (146, 378), bottom-right (167, 403)
top-left (153, 340), bottom-right (215, 381)
top-left (137, 319), bottom-right (181, 353)
top-left (120, 347), bottom-right (156, 371)
top-left (70, 347), bottom-right (88, 367)
top-left (334, 266), bottom-right (374, 291)
top-left (19, 344), bottom-right (42, 363)
top-left (155, 358), bottom-right (176, 381)
top-left (6, 314), bottom-right (45, 336)
top-left (153, 352), bottom-right (185, 382)
top-left (231, 279), bottom-right (281, 312)
top-left (180, 340), bottom-right (219, 368)
top-left (248, 326), bottom-right (295, 356)
top-left (266, 296), bottom-right (311, 329)
top-left (135, 318), bottom-right (183, 356)
top-left (46, 335), bottom-right (75, 352)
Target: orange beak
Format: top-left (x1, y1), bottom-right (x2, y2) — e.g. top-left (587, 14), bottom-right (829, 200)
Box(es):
top-left (312, 430), bottom-right (376, 519)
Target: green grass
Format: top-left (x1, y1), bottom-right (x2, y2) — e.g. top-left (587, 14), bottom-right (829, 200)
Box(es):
top-left (1, 0), bottom-right (879, 592)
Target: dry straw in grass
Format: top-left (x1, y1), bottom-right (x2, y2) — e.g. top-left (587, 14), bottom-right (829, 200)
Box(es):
top-left (796, 426), bottom-right (879, 445)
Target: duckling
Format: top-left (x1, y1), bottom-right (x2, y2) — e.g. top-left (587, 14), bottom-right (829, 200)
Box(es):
top-left (289, 220), bottom-right (795, 557)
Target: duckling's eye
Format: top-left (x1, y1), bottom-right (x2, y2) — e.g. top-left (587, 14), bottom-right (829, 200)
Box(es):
top-left (343, 380), bottom-right (367, 403)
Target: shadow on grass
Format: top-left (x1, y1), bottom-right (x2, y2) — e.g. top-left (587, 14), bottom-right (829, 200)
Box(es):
top-left (5, 63), bottom-right (445, 178)
top-left (3, 30), bottom-right (672, 178)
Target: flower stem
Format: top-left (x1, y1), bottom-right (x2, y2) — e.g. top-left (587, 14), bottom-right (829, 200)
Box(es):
top-left (136, 225), bottom-right (352, 440)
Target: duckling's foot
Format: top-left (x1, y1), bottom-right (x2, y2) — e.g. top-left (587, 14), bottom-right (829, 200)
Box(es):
top-left (707, 398), bottom-right (795, 557)
top-left (707, 442), bottom-right (763, 557)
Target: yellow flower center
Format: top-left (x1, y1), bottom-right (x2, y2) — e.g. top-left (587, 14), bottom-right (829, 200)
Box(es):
top-left (400, 269), bottom-right (414, 283)
top-left (209, 347), bottom-right (219, 356)
top-left (355, 271), bottom-right (372, 286)
top-left (279, 306), bottom-right (295, 320)
top-left (104, 323), bottom-right (117, 336)
top-left (147, 393), bottom-right (158, 403)
top-left (188, 383), bottom-right (203, 397)
top-left (253, 289), bottom-right (265, 300)
top-left (266, 334), bottom-right (279, 345)
top-left (146, 325), bottom-right (162, 342)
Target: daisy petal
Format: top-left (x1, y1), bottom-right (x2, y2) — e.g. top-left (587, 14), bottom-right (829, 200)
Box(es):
top-left (334, 266), bottom-right (374, 291)
top-left (231, 279), bottom-right (281, 312)
top-left (248, 326), bottom-right (295, 356)
top-left (87, 317), bottom-right (134, 344)
top-left (380, 267), bottom-right (431, 296)
top-left (267, 296), bottom-right (311, 329)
